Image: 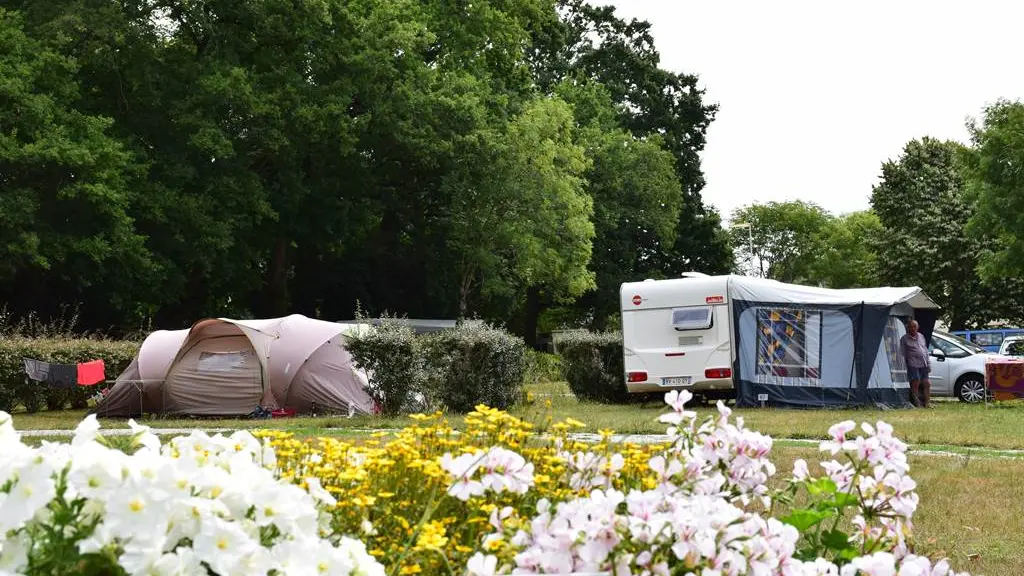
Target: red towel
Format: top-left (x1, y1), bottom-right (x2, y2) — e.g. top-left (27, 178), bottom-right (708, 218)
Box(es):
top-left (77, 360), bottom-right (105, 386)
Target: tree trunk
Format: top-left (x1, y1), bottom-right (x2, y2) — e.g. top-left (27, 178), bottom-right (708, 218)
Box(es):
top-left (458, 266), bottom-right (474, 319)
top-left (523, 285), bottom-right (542, 350)
top-left (265, 236), bottom-right (290, 317)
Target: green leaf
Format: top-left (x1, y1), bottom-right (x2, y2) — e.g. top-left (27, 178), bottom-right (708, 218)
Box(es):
top-left (780, 509), bottom-right (832, 532)
top-left (830, 491), bottom-right (860, 509)
top-left (805, 477), bottom-right (838, 496)
top-left (820, 529), bottom-right (853, 551)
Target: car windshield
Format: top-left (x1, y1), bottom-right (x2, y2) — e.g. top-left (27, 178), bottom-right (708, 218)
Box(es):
top-left (940, 332), bottom-right (986, 354)
top-left (1005, 339), bottom-right (1024, 356)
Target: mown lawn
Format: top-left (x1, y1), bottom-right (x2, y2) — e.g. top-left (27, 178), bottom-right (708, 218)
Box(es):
top-left (10, 381), bottom-right (1024, 451)
top-left (521, 383), bottom-right (1024, 451)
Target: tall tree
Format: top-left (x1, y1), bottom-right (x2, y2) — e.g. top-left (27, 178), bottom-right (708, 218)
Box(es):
top-left (546, 79), bottom-right (682, 330)
top-left (806, 210), bottom-right (882, 289)
top-left (730, 201), bottom-right (831, 283)
top-left (0, 8), bottom-right (153, 330)
top-left (871, 137), bottom-right (1024, 329)
top-left (964, 99), bottom-right (1024, 279)
top-left (447, 97), bottom-right (594, 319)
top-left (531, 1), bottom-right (729, 275)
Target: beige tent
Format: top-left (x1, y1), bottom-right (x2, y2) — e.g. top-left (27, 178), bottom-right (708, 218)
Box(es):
top-left (95, 315), bottom-right (377, 418)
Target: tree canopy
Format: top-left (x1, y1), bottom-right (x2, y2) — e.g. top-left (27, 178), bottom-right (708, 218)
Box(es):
top-left (0, 0), bottom-right (726, 343)
top-left (729, 201), bottom-right (830, 283)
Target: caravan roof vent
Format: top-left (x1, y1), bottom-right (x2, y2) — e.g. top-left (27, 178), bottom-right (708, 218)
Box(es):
top-left (681, 272), bottom-right (709, 278)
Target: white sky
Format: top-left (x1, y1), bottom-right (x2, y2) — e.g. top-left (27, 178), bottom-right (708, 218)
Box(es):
top-left (607, 0), bottom-right (1024, 222)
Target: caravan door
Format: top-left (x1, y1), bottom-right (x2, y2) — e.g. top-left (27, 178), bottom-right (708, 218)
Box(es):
top-left (621, 278), bottom-right (735, 396)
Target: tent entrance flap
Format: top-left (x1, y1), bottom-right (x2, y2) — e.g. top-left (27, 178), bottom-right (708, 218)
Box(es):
top-left (163, 335), bottom-right (264, 416)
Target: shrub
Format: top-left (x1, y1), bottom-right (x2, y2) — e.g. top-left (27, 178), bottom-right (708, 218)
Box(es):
top-left (346, 318), bottom-right (424, 415)
top-left (523, 349), bottom-right (563, 384)
top-left (0, 337), bottom-right (139, 412)
top-left (557, 329), bottom-right (628, 403)
top-left (421, 323), bottom-right (526, 412)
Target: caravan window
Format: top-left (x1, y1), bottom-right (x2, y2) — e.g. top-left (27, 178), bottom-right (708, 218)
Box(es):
top-left (671, 306), bottom-right (713, 331)
top-left (755, 308), bottom-right (822, 379)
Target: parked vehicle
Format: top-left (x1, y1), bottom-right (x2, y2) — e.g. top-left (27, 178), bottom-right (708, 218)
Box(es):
top-left (950, 328), bottom-right (1024, 352)
top-left (998, 335), bottom-right (1024, 357)
top-left (928, 331), bottom-right (1009, 403)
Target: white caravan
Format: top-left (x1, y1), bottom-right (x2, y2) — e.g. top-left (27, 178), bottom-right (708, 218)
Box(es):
top-left (619, 273), bottom-right (942, 408)
top-left (620, 273), bottom-right (736, 399)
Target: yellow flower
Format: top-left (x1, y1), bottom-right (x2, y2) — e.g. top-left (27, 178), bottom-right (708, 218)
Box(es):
top-left (414, 520), bottom-right (449, 550)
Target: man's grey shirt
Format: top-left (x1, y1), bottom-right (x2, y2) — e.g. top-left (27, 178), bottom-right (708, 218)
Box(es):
top-left (900, 332), bottom-right (930, 368)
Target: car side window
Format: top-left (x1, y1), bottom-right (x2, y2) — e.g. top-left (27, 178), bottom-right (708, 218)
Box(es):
top-left (932, 337), bottom-right (968, 358)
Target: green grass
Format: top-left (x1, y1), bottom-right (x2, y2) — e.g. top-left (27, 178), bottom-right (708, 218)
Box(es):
top-left (10, 381), bottom-right (1024, 451)
top-left (520, 382), bottom-right (1024, 451)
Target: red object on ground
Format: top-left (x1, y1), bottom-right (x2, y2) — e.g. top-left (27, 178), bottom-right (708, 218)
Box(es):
top-left (76, 360), bottom-right (105, 386)
top-left (271, 408), bottom-right (297, 418)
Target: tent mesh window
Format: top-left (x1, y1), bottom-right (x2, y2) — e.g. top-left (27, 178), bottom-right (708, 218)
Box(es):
top-left (197, 351), bottom-right (250, 372)
top-left (755, 308), bottom-right (822, 380)
top-left (883, 317), bottom-right (908, 383)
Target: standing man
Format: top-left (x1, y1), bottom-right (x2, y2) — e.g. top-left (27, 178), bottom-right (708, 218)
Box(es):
top-left (901, 319), bottom-right (931, 408)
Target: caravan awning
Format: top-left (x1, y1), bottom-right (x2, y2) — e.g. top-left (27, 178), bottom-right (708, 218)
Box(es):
top-left (727, 276), bottom-right (941, 310)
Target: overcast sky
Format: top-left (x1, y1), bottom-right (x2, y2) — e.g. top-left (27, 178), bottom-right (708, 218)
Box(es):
top-left (607, 0), bottom-right (1024, 223)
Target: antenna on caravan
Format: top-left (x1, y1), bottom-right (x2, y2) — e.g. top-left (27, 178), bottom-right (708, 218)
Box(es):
top-left (681, 272), bottom-right (709, 278)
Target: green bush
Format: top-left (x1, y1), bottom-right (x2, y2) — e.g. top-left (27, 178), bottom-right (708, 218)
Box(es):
top-left (422, 323), bottom-right (526, 413)
top-left (0, 338), bottom-right (139, 413)
top-left (557, 330), bottom-right (628, 403)
top-left (524, 349), bottom-right (563, 384)
top-left (346, 319), bottom-right (424, 416)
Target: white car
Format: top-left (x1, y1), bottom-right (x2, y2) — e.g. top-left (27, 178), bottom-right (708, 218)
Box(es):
top-left (998, 335), bottom-right (1024, 357)
top-left (927, 331), bottom-right (1006, 403)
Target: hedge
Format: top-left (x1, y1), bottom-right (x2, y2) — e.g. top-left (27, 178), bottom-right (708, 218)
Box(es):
top-left (0, 337), bottom-right (139, 413)
top-left (346, 320), bottom-right (529, 414)
top-left (421, 323), bottom-right (526, 413)
top-left (345, 319), bottom-right (424, 416)
top-left (524, 349), bottom-right (562, 384)
top-left (556, 330), bottom-right (629, 403)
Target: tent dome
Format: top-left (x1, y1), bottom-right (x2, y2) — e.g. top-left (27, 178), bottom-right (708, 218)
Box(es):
top-left (95, 315), bottom-right (376, 418)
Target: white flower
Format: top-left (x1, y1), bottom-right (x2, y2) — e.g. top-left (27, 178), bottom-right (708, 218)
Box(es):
top-left (192, 516), bottom-right (258, 574)
top-left (466, 552), bottom-right (498, 576)
top-left (305, 476), bottom-right (338, 507)
top-left (71, 414), bottom-right (102, 447)
top-left (102, 476), bottom-right (172, 543)
top-left (0, 531), bottom-right (29, 574)
top-left (793, 459), bottom-right (810, 481)
top-left (127, 419), bottom-right (162, 454)
top-left (0, 460), bottom-right (56, 533)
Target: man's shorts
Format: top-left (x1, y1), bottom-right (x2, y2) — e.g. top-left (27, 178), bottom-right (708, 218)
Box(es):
top-left (908, 366), bottom-right (930, 381)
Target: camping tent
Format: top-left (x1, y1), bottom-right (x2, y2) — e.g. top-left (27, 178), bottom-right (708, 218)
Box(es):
top-left (95, 315), bottom-right (376, 418)
top-left (729, 276), bottom-right (941, 408)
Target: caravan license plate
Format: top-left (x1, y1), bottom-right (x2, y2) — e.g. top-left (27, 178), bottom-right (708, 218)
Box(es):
top-left (661, 376), bottom-right (691, 387)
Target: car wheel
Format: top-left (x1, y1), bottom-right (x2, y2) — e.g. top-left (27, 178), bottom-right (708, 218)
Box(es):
top-left (955, 374), bottom-right (986, 403)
